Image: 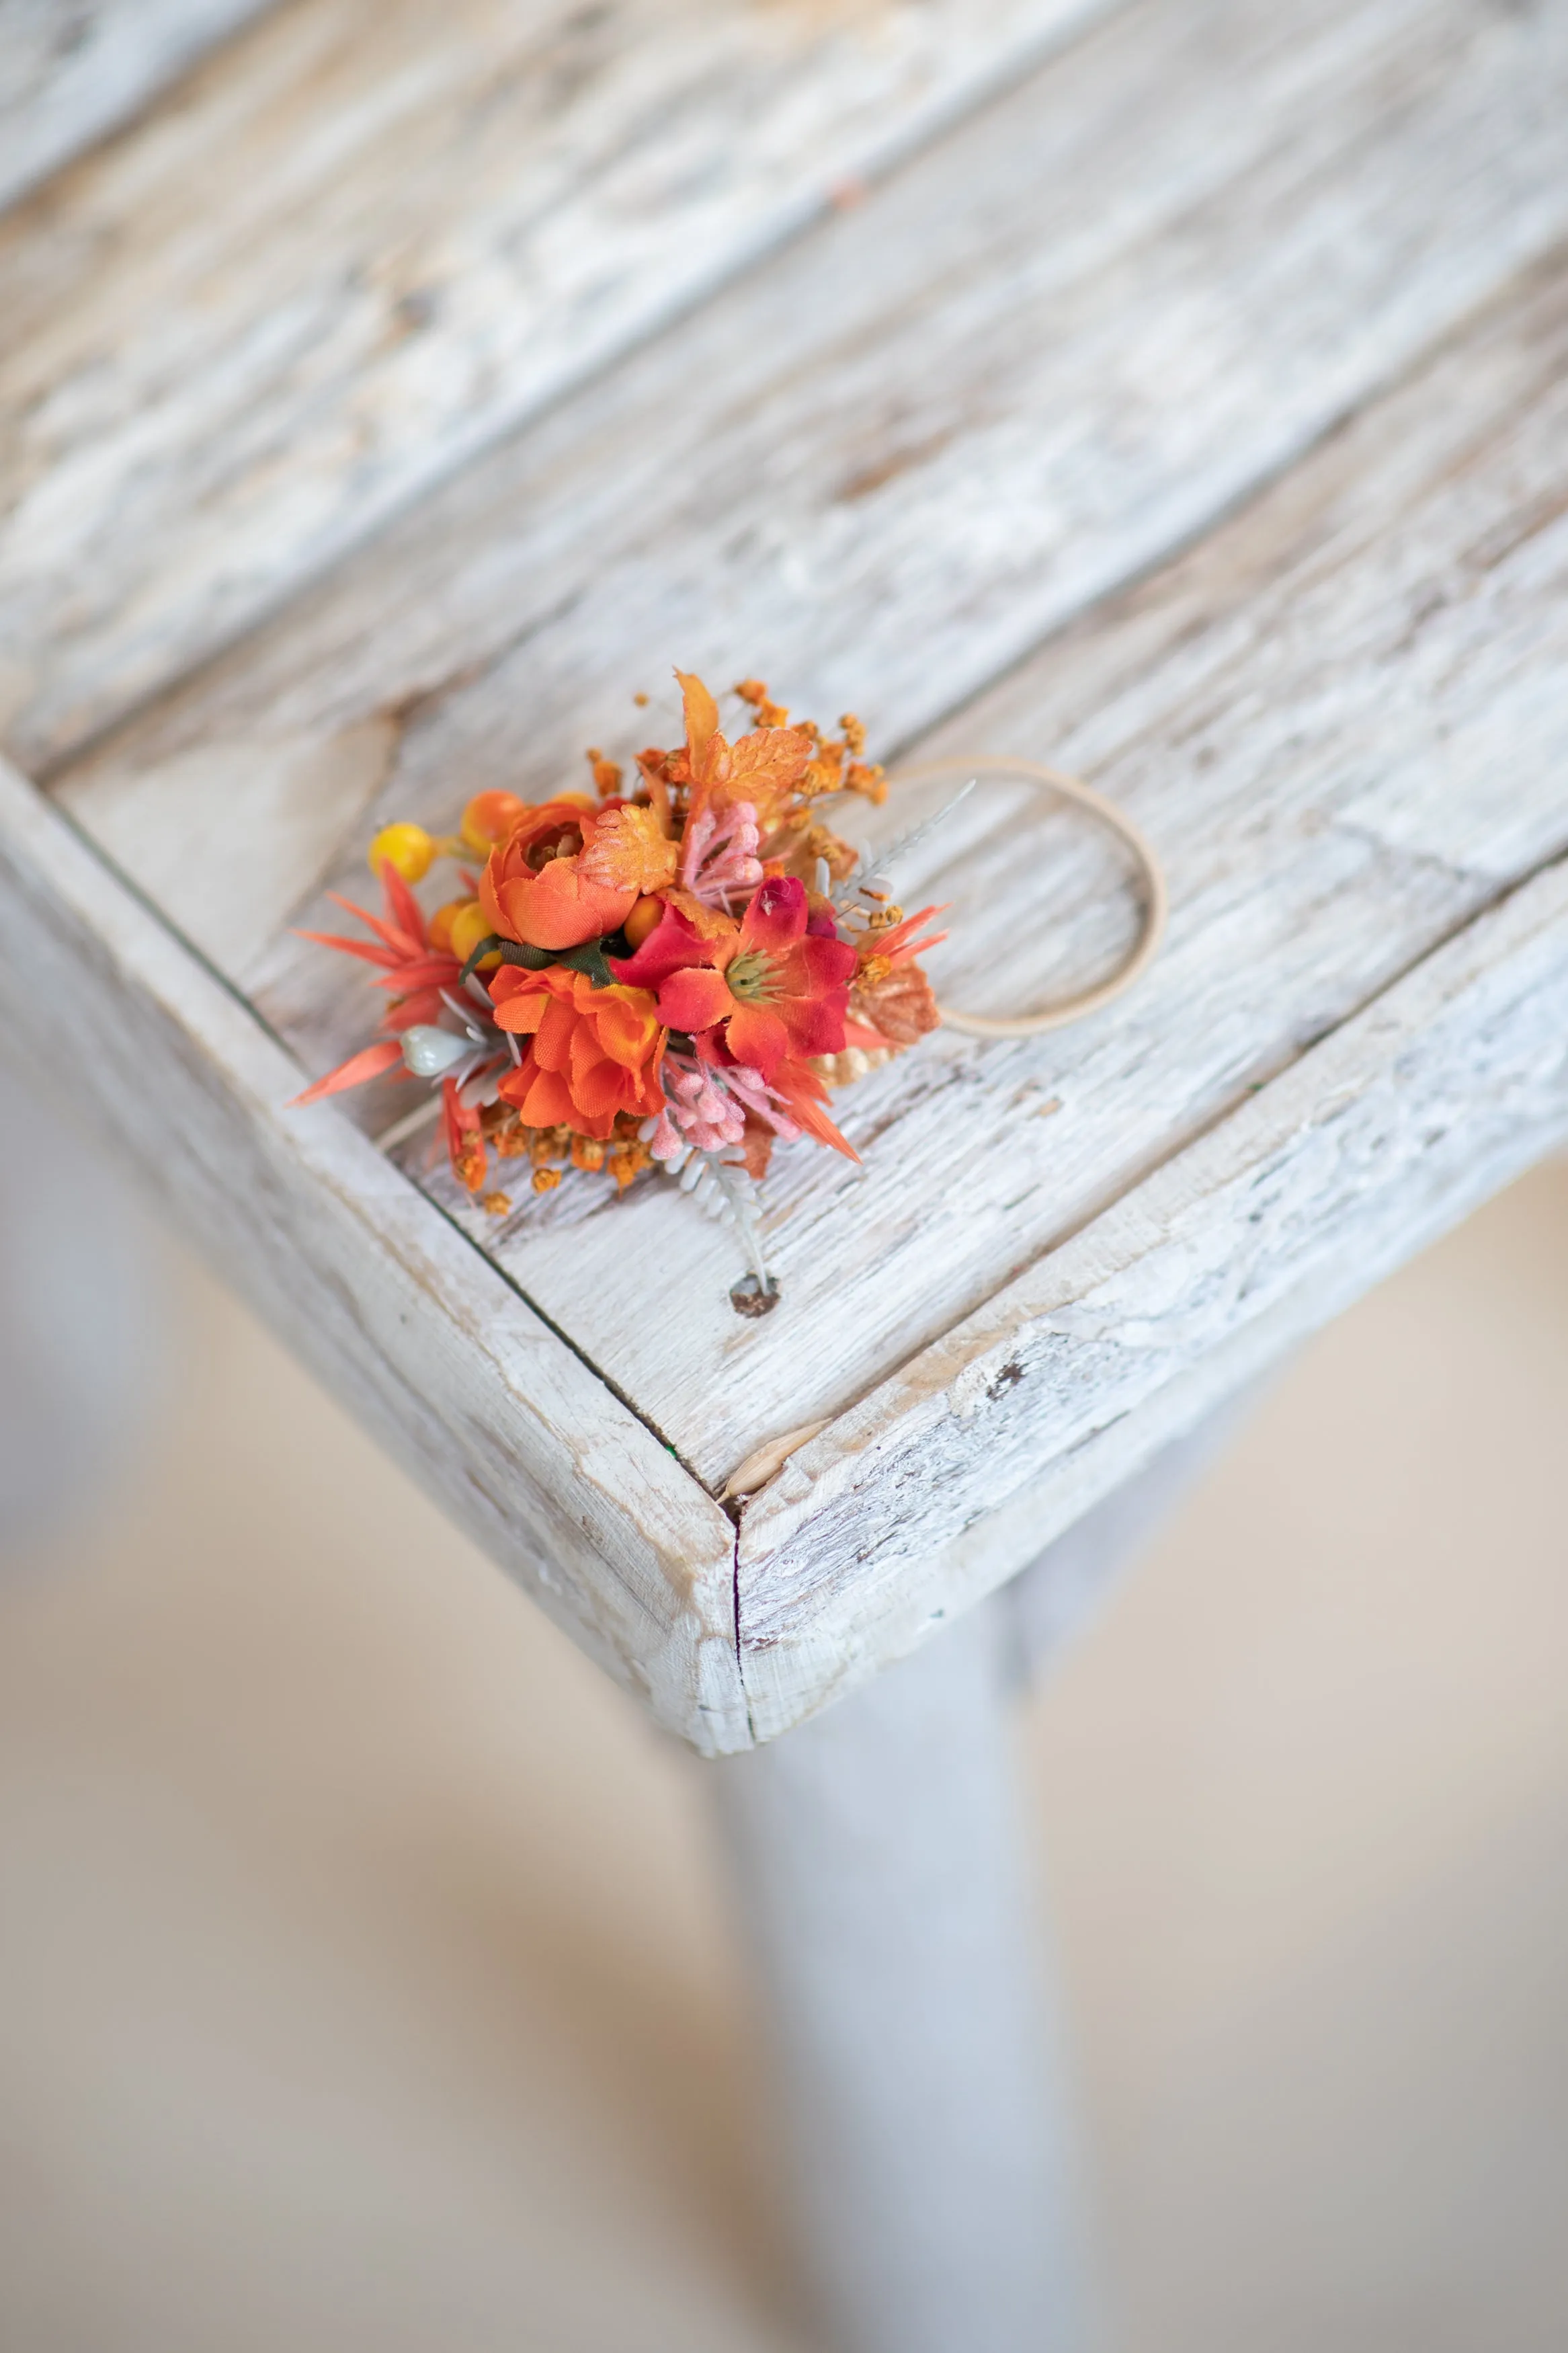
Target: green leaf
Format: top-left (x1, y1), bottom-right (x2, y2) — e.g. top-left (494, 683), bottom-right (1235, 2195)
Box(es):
top-left (555, 937), bottom-right (616, 988)
top-left (456, 934), bottom-right (554, 984)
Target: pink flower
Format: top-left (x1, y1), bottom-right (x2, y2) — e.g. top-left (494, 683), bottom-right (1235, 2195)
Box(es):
top-left (648, 1054), bottom-right (802, 1162)
top-left (679, 797), bottom-right (764, 910)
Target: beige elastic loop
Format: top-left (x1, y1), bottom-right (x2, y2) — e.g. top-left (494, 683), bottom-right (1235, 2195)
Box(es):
top-left (884, 756), bottom-right (1167, 1039)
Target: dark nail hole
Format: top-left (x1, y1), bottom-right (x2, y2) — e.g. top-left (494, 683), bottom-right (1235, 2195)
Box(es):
top-left (730, 1275), bottom-right (781, 1318)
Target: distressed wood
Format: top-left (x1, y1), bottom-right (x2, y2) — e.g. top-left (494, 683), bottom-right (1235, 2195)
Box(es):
top-left (0, 0), bottom-right (274, 216)
top-left (1, 0), bottom-right (1563, 1747)
top-left (735, 858), bottom-right (1568, 1733)
top-left (0, 760), bottom-right (747, 1753)
top-left (0, 0), bottom-right (1111, 765)
top-left (55, 142), bottom-right (1568, 1493)
top-left (52, 0), bottom-right (1565, 939)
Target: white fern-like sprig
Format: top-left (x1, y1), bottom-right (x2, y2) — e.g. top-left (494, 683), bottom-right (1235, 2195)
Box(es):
top-left (823, 776), bottom-right (976, 910)
top-left (661, 1148), bottom-right (771, 1289)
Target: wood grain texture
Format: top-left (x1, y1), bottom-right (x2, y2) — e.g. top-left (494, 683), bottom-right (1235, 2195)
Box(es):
top-left (0, 760), bottom-right (748, 1753)
top-left (0, 0), bottom-right (274, 215)
top-left (8, 0), bottom-right (1567, 1747)
top-left (735, 856), bottom-right (1568, 1734)
top-left (0, 0), bottom-right (1111, 766)
top-left (52, 0), bottom-right (1567, 1490)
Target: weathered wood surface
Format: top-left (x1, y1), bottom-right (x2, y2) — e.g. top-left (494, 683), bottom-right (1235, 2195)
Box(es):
top-left (719, 247), bottom-right (1568, 1726)
top-left (3, 0), bottom-right (1565, 1745)
top-left (53, 0), bottom-right (1564, 916)
top-left (0, 759), bottom-right (747, 1753)
top-left (736, 856), bottom-right (1568, 1732)
top-left (50, 0), bottom-right (1568, 1492)
top-left (0, 0), bottom-right (274, 216)
top-left (0, 0), bottom-right (1109, 768)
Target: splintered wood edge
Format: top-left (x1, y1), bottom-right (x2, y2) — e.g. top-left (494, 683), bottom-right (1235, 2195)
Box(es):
top-left (731, 859), bottom-right (1568, 1739)
top-left (0, 758), bottom-right (747, 1755)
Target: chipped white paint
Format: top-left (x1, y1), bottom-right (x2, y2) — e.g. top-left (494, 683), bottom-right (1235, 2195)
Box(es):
top-left (73, 216), bottom-right (1568, 1496)
top-left (63, 719), bottom-right (398, 971)
top-left (0, 0), bottom-right (1563, 1747)
top-left (0, 0), bottom-right (1113, 766)
top-left (0, 759), bottom-right (746, 1753)
top-left (723, 1419), bottom-right (831, 1503)
top-left (736, 858), bottom-right (1568, 1732)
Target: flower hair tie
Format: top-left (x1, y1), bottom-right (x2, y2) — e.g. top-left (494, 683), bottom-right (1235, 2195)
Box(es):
top-left (884, 755), bottom-right (1167, 1039)
top-left (291, 672), bottom-right (1166, 1312)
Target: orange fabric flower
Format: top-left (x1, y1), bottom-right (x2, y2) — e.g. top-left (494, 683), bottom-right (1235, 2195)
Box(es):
top-left (490, 965), bottom-right (665, 1140)
top-left (479, 799), bottom-right (641, 952)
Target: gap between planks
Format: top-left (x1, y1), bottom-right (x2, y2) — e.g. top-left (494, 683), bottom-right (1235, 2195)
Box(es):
top-left (40, 0), bottom-right (1568, 1495)
top-left (729, 846), bottom-right (1568, 1735)
top-left (0, 0), bottom-right (1124, 770)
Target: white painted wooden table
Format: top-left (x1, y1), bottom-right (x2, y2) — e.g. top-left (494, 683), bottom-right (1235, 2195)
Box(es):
top-left (3, 4), bottom-right (1567, 2345)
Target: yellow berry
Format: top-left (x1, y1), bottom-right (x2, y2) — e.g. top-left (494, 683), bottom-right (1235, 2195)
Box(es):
top-left (448, 900), bottom-right (500, 969)
top-left (368, 821), bottom-right (435, 883)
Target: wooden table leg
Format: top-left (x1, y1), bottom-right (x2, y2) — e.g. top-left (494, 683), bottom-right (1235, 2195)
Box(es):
top-left (712, 1597), bottom-right (1091, 2353)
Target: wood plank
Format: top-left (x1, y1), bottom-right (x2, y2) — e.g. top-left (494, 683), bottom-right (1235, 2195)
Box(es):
top-left (0, 0), bottom-right (1112, 766)
top-left (734, 853), bottom-right (1568, 1734)
top-left (0, 0), bottom-right (274, 216)
top-left (52, 0), bottom-right (1565, 1490)
top-left (0, 759), bottom-right (749, 1755)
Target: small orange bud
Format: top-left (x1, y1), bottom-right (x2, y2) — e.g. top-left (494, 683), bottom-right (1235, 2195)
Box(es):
top-left (622, 894), bottom-right (664, 950)
top-left (427, 898), bottom-right (468, 954)
top-left (448, 900), bottom-right (500, 970)
top-left (532, 1166), bottom-right (563, 1193)
top-left (460, 790), bottom-right (526, 853)
top-left (368, 821), bottom-right (435, 883)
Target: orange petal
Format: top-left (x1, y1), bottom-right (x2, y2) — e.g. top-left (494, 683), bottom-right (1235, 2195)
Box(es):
top-left (533, 992), bottom-right (577, 1071)
top-left (519, 1066), bottom-right (575, 1127)
top-left (724, 725), bottom-right (815, 828)
top-left (578, 803), bottom-right (678, 893)
top-left (725, 1002), bottom-right (790, 1080)
top-left (657, 967), bottom-right (733, 1033)
top-left (675, 670), bottom-right (721, 784)
top-left (772, 1064), bottom-right (860, 1161)
top-left (661, 885), bottom-right (741, 941)
top-left (491, 986), bottom-right (548, 1034)
top-left (289, 1037), bottom-right (403, 1105)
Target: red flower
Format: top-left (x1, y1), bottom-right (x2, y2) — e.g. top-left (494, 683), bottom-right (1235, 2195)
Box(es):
top-left (612, 875), bottom-right (854, 1080)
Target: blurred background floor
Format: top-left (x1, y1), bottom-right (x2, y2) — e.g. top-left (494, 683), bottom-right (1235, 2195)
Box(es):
top-left (0, 1160), bottom-right (1565, 2352)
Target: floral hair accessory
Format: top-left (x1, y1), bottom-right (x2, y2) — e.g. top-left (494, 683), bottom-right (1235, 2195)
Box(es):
top-left (292, 671), bottom-right (1163, 1312)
